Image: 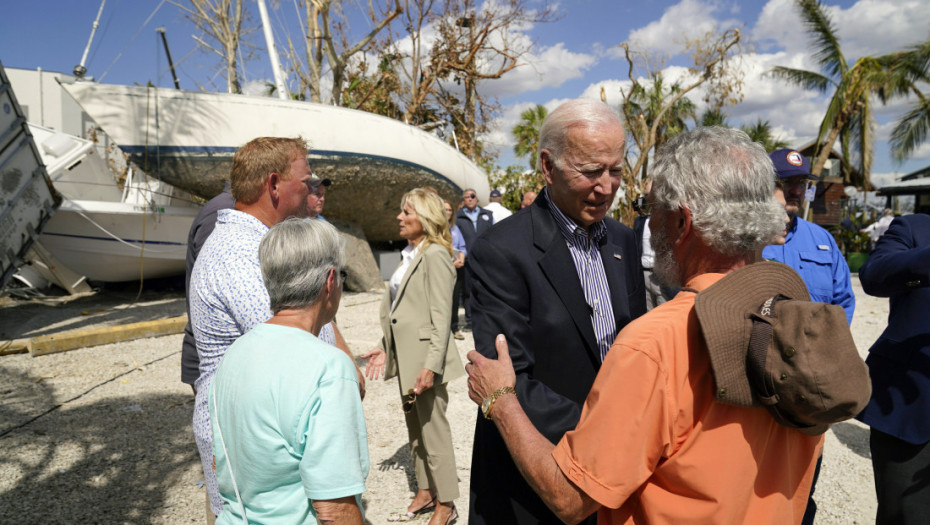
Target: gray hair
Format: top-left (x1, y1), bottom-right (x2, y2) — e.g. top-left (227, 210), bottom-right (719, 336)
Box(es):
top-left (259, 218), bottom-right (346, 313)
top-left (650, 126), bottom-right (785, 256)
top-left (539, 99), bottom-right (623, 169)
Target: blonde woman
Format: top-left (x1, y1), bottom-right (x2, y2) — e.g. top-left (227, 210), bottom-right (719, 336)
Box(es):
top-left (362, 188), bottom-right (464, 525)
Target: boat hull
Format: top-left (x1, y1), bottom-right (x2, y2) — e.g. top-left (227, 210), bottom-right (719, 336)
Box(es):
top-left (38, 200), bottom-right (196, 282)
top-left (62, 82), bottom-right (490, 242)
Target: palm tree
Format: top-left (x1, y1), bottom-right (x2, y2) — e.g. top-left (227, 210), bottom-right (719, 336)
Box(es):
top-left (769, 0), bottom-right (893, 189)
top-left (625, 73), bottom-right (696, 178)
top-left (740, 118), bottom-right (790, 152)
top-left (698, 108), bottom-right (729, 127)
top-left (512, 104), bottom-right (548, 172)
top-left (880, 39), bottom-right (930, 162)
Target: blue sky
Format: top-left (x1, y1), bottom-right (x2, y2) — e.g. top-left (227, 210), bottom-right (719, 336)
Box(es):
top-left (2, 0), bottom-right (928, 186)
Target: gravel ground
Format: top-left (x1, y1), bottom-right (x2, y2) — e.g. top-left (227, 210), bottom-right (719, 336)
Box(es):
top-left (0, 278), bottom-right (885, 524)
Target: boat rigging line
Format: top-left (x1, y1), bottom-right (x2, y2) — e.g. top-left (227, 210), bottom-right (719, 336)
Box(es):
top-left (99, 0), bottom-right (168, 82)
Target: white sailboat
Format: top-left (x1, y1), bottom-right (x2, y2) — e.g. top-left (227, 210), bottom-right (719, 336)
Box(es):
top-left (60, 80), bottom-right (489, 242)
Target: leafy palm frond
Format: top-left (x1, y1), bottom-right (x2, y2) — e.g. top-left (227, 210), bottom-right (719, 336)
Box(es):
top-left (796, 0), bottom-right (847, 78)
top-left (769, 66), bottom-right (832, 92)
top-left (889, 97), bottom-right (930, 162)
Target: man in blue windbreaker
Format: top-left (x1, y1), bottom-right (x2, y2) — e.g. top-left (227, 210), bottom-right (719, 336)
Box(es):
top-left (762, 149), bottom-right (855, 323)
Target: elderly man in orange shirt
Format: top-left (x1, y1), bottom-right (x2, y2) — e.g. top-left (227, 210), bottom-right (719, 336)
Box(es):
top-left (465, 127), bottom-right (823, 524)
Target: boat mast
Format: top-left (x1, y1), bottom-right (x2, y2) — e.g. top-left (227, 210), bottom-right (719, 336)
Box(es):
top-left (74, 0), bottom-right (107, 78)
top-left (256, 0), bottom-right (289, 100)
top-left (156, 27), bottom-right (181, 90)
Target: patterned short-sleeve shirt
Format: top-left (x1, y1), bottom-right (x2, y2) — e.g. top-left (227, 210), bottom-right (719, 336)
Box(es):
top-left (190, 209), bottom-right (336, 514)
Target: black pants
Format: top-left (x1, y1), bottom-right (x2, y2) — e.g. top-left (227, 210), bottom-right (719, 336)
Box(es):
top-left (451, 267), bottom-right (464, 331)
top-left (871, 427), bottom-right (930, 525)
top-left (461, 267), bottom-right (472, 327)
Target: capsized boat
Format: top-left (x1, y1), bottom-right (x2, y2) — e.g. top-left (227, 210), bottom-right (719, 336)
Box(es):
top-left (29, 122), bottom-right (197, 283)
top-left (61, 81), bottom-right (490, 242)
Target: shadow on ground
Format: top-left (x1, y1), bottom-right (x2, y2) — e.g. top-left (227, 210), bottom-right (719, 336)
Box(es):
top-left (0, 365), bottom-right (197, 524)
top-left (831, 420), bottom-right (871, 459)
top-left (0, 277), bottom-right (187, 340)
top-left (378, 444), bottom-right (417, 494)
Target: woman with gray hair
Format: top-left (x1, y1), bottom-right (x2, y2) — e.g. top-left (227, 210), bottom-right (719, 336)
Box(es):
top-left (208, 218), bottom-right (368, 525)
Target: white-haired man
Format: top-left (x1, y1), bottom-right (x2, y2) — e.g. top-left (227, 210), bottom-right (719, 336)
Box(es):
top-left (466, 99), bottom-right (646, 525)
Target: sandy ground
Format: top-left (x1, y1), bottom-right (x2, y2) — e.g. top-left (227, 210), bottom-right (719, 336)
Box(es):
top-left (0, 277), bottom-right (886, 524)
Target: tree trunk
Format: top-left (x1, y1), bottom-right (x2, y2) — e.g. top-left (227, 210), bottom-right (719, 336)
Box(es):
top-left (811, 115), bottom-right (846, 179)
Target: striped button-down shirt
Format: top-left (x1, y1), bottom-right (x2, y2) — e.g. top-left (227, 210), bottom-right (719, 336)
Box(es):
top-left (543, 190), bottom-right (617, 361)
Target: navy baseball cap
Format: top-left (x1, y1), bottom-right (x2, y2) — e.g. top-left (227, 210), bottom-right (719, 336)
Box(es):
top-left (769, 149), bottom-right (819, 180)
top-left (309, 176), bottom-right (331, 188)
top-left (489, 189), bottom-right (502, 198)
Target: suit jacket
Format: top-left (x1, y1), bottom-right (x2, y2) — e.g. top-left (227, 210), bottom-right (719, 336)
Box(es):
top-left (856, 213), bottom-right (930, 445)
top-left (455, 206), bottom-right (494, 249)
top-left (380, 243), bottom-right (465, 391)
top-left (466, 192), bottom-right (647, 525)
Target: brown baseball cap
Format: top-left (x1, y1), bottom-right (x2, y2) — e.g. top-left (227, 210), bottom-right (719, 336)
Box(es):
top-left (693, 261), bottom-right (870, 436)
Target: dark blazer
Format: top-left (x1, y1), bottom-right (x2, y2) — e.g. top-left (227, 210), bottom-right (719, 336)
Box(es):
top-left (856, 213), bottom-right (930, 445)
top-left (466, 191), bottom-right (646, 525)
top-left (455, 206), bottom-right (494, 249)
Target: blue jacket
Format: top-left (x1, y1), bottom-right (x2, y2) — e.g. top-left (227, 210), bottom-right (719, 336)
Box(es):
top-left (856, 213), bottom-right (930, 444)
top-left (762, 216), bottom-right (855, 323)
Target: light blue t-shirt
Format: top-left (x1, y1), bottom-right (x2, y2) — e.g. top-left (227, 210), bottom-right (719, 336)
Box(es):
top-left (209, 323), bottom-right (369, 524)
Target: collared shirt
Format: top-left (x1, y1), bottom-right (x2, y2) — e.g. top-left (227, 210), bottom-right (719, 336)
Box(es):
top-left (761, 216), bottom-right (855, 324)
top-left (390, 242), bottom-right (419, 306)
top-left (543, 190), bottom-right (617, 361)
top-left (640, 216), bottom-right (655, 269)
top-left (190, 209), bottom-right (335, 515)
top-left (462, 206), bottom-right (480, 229)
top-left (451, 225), bottom-right (467, 257)
top-left (552, 273), bottom-right (821, 524)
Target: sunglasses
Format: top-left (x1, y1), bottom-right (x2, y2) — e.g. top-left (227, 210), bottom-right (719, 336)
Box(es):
top-left (402, 389), bottom-right (417, 413)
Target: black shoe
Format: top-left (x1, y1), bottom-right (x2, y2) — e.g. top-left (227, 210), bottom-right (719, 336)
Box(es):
top-left (462, 324), bottom-right (472, 332)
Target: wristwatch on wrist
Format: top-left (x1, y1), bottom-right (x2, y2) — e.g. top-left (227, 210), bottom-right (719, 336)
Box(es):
top-left (481, 386), bottom-right (517, 420)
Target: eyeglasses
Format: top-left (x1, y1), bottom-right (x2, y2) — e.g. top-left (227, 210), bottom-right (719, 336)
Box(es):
top-left (402, 389), bottom-right (417, 413)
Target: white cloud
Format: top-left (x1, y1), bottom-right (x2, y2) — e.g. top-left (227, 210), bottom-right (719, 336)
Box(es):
top-left (833, 0), bottom-right (930, 58)
top-left (481, 42), bottom-right (598, 98)
top-left (620, 0), bottom-right (742, 57)
top-left (907, 142), bottom-right (930, 162)
top-left (754, 0), bottom-right (930, 59)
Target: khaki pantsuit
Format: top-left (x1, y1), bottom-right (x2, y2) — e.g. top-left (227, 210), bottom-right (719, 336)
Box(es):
top-left (380, 243), bottom-right (465, 503)
top-left (402, 382), bottom-right (458, 501)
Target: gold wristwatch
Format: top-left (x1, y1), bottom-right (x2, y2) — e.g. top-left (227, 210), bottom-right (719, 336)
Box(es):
top-left (481, 386), bottom-right (517, 420)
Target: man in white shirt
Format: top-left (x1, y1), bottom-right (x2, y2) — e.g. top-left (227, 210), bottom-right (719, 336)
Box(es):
top-left (484, 189), bottom-right (513, 224)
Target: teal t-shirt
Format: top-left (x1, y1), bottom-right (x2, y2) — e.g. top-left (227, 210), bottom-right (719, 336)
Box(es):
top-left (209, 323), bottom-right (368, 524)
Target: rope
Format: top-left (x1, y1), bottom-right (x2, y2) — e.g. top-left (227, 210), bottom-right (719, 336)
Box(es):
top-left (68, 208), bottom-right (177, 254)
top-left (0, 350), bottom-right (181, 440)
top-left (99, 0), bottom-right (167, 82)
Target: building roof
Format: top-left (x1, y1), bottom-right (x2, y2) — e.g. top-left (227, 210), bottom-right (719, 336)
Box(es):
top-left (876, 177), bottom-right (930, 196)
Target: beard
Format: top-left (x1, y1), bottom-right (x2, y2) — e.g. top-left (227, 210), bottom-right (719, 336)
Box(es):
top-left (650, 224), bottom-right (681, 289)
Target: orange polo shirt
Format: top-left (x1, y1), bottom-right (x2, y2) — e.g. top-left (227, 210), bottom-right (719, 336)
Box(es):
top-left (552, 273), bottom-right (822, 525)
